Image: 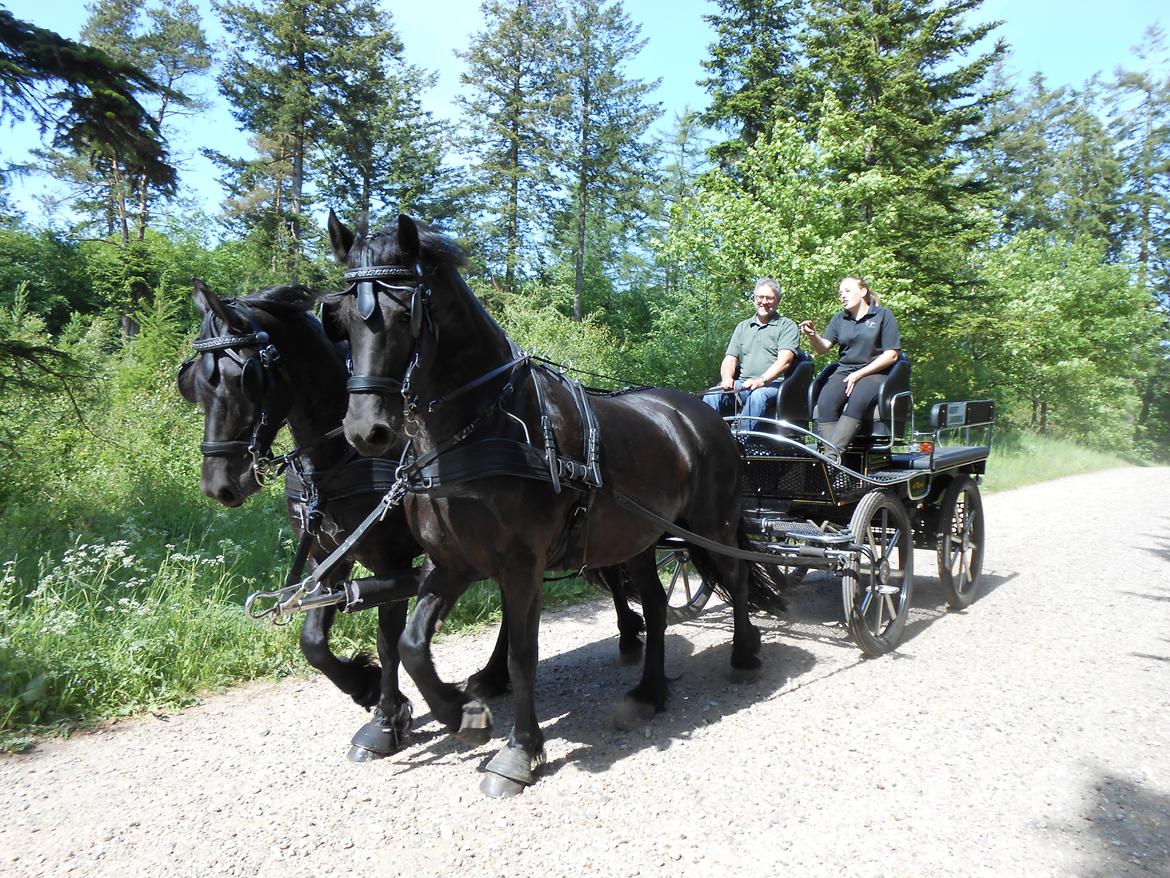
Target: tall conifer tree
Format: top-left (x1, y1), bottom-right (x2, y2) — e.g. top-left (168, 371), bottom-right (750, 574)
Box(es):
top-left (699, 0), bottom-right (807, 166)
top-left (456, 0), bottom-right (566, 291)
top-left (559, 0), bottom-right (660, 320)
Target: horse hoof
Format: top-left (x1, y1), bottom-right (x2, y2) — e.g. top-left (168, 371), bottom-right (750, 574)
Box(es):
top-left (617, 637), bottom-right (644, 665)
top-left (480, 772), bottom-right (527, 799)
top-left (456, 700), bottom-right (493, 746)
top-left (346, 743), bottom-right (390, 763)
top-left (612, 697), bottom-right (655, 731)
top-left (480, 744), bottom-right (543, 797)
top-left (727, 663), bottom-right (761, 684)
top-left (347, 713), bottom-right (404, 760)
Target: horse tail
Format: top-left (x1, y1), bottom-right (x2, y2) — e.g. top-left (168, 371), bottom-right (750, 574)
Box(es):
top-left (683, 526), bottom-right (788, 614)
top-left (739, 524), bottom-right (789, 614)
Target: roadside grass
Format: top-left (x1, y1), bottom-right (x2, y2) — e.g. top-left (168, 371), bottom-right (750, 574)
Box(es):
top-left (0, 428), bottom-right (1141, 748)
top-left (982, 431), bottom-right (1137, 494)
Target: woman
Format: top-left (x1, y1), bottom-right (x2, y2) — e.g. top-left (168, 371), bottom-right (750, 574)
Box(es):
top-left (799, 276), bottom-right (901, 454)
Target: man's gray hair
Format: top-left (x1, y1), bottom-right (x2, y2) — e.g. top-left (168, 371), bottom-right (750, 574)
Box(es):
top-left (754, 277), bottom-right (781, 298)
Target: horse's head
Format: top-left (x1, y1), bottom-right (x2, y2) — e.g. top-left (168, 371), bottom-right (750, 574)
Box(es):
top-left (325, 210), bottom-right (436, 456)
top-left (180, 279), bottom-right (305, 507)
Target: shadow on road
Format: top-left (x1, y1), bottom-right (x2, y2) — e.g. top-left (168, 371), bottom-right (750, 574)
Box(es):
top-left (385, 562), bottom-right (1023, 781)
top-left (1059, 771), bottom-right (1170, 877)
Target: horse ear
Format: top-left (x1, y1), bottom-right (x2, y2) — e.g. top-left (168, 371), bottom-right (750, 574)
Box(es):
top-left (397, 214), bottom-right (420, 262)
top-left (328, 209), bottom-right (355, 263)
top-left (192, 278), bottom-right (238, 328)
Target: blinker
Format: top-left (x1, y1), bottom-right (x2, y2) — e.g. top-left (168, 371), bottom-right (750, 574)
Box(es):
top-left (357, 282), bottom-right (376, 321)
top-left (201, 352), bottom-right (217, 382)
top-left (240, 357), bottom-right (264, 402)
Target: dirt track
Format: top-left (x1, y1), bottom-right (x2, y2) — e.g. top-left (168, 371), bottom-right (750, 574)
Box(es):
top-left (2, 467), bottom-right (1169, 877)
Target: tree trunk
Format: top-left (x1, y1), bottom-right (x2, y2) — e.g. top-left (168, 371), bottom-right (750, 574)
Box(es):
top-left (505, 60), bottom-right (522, 293)
top-left (573, 76), bottom-right (591, 322)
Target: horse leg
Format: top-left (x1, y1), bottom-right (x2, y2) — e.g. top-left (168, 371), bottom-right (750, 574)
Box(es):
top-left (347, 599), bottom-right (413, 762)
top-left (693, 546), bottom-right (761, 679)
top-left (465, 589), bottom-right (512, 701)
top-left (398, 564), bottom-right (492, 745)
top-left (481, 561), bottom-right (546, 799)
top-left (613, 550), bottom-right (668, 730)
top-left (298, 561), bottom-right (381, 709)
top-left (605, 565), bottom-right (646, 663)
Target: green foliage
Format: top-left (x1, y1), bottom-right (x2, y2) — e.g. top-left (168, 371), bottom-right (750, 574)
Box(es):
top-left (457, 0), bottom-right (568, 290)
top-left (0, 225), bottom-right (94, 329)
top-left (0, 542), bottom-right (299, 735)
top-left (0, 8), bottom-right (177, 192)
top-left (975, 232), bottom-right (1153, 444)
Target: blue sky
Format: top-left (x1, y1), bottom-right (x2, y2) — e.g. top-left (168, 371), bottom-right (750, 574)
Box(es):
top-left (2, 0), bottom-right (1166, 222)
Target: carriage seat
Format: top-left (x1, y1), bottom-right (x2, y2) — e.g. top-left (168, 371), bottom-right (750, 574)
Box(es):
top-left (808, 352), bottom-right (911, 449)
top-left (753, 350), bottom-right (813, 434)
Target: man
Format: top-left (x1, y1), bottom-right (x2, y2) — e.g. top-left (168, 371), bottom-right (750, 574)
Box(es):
top-left (703, 277), bottom-right (800, 432)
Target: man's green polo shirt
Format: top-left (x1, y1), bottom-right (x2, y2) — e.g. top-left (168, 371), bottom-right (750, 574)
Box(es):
top-left (725, 314), bottom-right (800, 381)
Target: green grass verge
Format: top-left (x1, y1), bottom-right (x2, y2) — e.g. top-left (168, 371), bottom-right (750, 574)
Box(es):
top-left (981, 431), bottom-right (1138, 494)
top-left (1, 429), bottom-right (1142, 748)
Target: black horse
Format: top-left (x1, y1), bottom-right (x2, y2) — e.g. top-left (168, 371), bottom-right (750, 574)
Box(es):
top-left (323, 212), bottom-right (770, 797)
top-left (179, 280), bottom-right (422, 759)
top-left (178, 280), bottom-right (647, 760)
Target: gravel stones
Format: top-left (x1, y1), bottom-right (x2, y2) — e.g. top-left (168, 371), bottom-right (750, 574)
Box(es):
top-left (1, 467), bottom-right (1168, 877)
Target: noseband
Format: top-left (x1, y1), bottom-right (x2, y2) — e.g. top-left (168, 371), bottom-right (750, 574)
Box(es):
top-left (341, 263), bottom-right (430, 398)
top-left (190, 305), bottom-right (283, 468)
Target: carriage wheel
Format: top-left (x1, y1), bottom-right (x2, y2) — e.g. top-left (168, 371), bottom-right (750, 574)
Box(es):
top-left (936, 476), bottom-right (985, 610)
top-left (655, 548), bottom-right (714, 624)
top-left (843, 489), bottom-right (914, 657)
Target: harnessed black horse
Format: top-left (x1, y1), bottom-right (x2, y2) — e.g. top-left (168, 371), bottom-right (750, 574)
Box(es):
top-left (179, 280), bottom-right (647, 759)
top-left (322, 212), bottom-right (777, 797)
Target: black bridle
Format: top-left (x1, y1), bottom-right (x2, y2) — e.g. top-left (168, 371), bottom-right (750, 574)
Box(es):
top-left (341, 263), bottom-right (430, 398)
top-left (188, 304), bottom-right (285, 475)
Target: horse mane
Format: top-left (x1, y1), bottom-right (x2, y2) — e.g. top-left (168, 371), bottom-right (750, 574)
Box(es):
top-left (238, 284), bottom-right (316, 315)
top-left (359, 221), bottom-right (467, 272)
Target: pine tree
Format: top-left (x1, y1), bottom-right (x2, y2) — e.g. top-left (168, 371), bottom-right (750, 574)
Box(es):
top-left (456, 0), bottom-right (566, 291)
top-left (309, 7), bottom-right (453, 226)
top-left (1108, 24), bottom-right (1170, 449)
top-left (217, 0), bottom-right (340, 278)
top-left (558, 0), bottom-right (660, 320)
top-left (50, 0), bottom-right (212, 244)
top-left (699, 0), bottom-right (807, 166)
top-left (793, 0), bottom-right (1004, 385)
top-left (0, 8), bottom-right (176, 193)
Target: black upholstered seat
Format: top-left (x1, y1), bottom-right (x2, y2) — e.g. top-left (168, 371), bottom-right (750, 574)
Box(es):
top-left (808, 352), bottom-right (911, 449)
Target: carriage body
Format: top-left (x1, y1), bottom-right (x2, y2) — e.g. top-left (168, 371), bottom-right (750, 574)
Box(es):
top-left (661, 357), bottom-right (993, 656)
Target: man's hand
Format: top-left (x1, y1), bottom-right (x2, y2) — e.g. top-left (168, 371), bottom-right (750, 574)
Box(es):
top-left (742, 378), bottom-right (765, 390)
top-left (721, 376), bottom-right (736, 391)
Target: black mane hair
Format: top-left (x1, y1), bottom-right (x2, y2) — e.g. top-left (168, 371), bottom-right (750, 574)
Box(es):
top-left (357, 221), bottom-right (467, 272)
top-left (238, 284), bottom-right (316, 315)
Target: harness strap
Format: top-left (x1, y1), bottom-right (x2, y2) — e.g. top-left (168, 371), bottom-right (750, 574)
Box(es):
top-left (426, 353), bottom-right (530, 413)
top-left (200, 440), bottom-right (252, 457)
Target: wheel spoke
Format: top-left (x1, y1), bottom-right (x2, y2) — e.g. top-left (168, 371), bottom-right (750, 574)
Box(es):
top-left (883, 592), bottom-right (899, 624)
top-left (680, 562), bottom-right (693, 602)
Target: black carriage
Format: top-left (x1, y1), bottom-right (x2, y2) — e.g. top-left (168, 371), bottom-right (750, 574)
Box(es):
top-left (659, 351), bottom-right (993, 657)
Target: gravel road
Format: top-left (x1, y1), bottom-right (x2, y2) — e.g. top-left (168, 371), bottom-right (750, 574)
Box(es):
top-left (2, 467), bottom-right (1168, 878)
